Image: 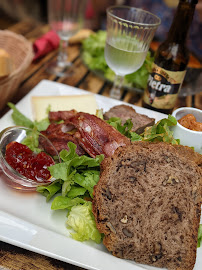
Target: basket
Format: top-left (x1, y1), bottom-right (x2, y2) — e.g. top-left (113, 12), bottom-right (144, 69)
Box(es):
top-left (0, 30), bottom-right (34, 110)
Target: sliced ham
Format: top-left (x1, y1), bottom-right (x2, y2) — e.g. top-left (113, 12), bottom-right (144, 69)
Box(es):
top-left (40, 122), bottom-right (86, 156)
top-left (49, 109), bottom-right (77, 122)
top-left (67, 112), bottom-right (130, 158)
top-left (40, 111), bottom-right (130, 158)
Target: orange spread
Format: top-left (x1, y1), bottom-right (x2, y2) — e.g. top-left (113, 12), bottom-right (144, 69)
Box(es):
top-left (178, 114), bottom-right (202, 131)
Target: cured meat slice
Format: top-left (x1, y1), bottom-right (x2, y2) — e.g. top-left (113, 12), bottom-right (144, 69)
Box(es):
top-left (69, 112), bottom-right (130, 158)
top-left (40, 122), bottom-right (86, 156)
top-left (41, 111), bottom-right (130, 158)
top-left (49, 109), bottom-right (77, 122)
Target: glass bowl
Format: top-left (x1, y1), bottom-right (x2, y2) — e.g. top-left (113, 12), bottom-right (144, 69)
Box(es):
top-left (171, 107), bottom-right (202, 154)
top-left (0, 126), bottom-right (60, 191)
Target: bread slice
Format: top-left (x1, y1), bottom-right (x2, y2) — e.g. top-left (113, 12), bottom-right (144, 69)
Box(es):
top-left (69, 29), bottom-right (94, 44)
top-left (93, 142), bottom-right (202, 270)
top-left (172, 144), bottom-right (202, 168)
top-left (0, 48), bottom-right (14, 77)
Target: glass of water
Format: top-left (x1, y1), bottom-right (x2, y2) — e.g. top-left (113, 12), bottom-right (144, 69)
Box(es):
top-left (47, 0), bottom-right (86, 77)
top-left (105, 6), bottom-right (161, 99)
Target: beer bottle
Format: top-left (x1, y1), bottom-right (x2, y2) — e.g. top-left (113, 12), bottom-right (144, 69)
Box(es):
top-left (142, 0), bottom-right (198, 114)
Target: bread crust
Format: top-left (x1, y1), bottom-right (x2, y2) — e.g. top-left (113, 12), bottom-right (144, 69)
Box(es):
top-left (93, 142), bottom-right (202, 270)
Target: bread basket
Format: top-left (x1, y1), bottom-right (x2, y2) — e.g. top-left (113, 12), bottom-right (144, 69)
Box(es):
top-left (0, 30), bottom-right (34, 110)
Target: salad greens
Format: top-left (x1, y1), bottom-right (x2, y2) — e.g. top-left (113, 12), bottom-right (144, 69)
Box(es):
top-left (37, 141), bottom-right (104, 243)
top-left (22, 128), bottom-right (42, 153)
top-left (37, 181), bottom-right (62, 202)
top-left (8, 102), bottom-right (34, 129)
top-left (139, 115), bottom-right (179, 144)
top-left (82, 30), bottom-right (154, 90)
top-left (7, 102), bottom-right (50, 152)
top-left (66, 202), bottom-right (102, 243)
top-left (8, 102), bottom-right (50, 132)
top-left (107, 114), bottom-right (179, 145)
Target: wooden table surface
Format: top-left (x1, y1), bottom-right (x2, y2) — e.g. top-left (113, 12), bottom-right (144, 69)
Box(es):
top-left (0, 20), bottom-right (201, 270)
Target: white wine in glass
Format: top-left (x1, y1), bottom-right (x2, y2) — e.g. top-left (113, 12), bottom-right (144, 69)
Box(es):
top-left (105, 6), bottom-right (161, 99)
top-left (105, 39), bottom-right (147, 75)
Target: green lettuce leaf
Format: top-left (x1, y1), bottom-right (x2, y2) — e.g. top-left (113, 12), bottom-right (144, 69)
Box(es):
top-left (61, 178), bottom-right (75, 197)
top-left (8, 102), bottom-right (34, 128)
top-left (198, 224), bottom-right (202, 248)
top-left (107, 117), bottom-right (133, 136)
top-left (21, 128), bottom-right (42, 153)
top-left (51, 196), bottom-right (85, 210)
top-left (107, 117), bottom-right (142, 141)
top-left (36, 181), bottom-right (62, 201)
top-left (48, 162), bottom-right (71, 181)
top-left (60, 142), bottom-right (79, 161)
top-left (67, 186), bottom-right (87, 198)
top-left (68, 154), bottom-right (104, 169)
top-left (8, 102), bottom-right (50, 132)
top-left (66, 201), bottom-right (102, 243)
top-left (49, 142), bottom-right (104, 181)
top-left (34, 118), bottom-right (50, 132)
top-left (74, 170), bottom-right (100, 198)
top-left (130, 132), bottom-right (143, 142)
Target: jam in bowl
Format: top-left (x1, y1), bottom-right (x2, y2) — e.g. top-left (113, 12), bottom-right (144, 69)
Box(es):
top-left (0, 126), bottom-right (60, 191)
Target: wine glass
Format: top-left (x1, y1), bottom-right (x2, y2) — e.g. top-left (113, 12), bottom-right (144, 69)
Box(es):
top-left (105, 6), bottom-right (161, 99)
top-left (47, 0), bottom-right (87, 77)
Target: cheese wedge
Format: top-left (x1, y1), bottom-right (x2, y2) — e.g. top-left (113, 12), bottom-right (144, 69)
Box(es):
top-left (32, 95), bottom-right (98, 121)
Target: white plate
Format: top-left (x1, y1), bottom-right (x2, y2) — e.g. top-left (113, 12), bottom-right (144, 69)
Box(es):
top-left (0, 80), bottom-right (201, 270)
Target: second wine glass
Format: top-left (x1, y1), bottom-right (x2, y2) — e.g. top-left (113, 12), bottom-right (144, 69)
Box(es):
top-left (105, 5), bottom-right (161, 99)
top-left (47, 0), bottom-right (87, 77)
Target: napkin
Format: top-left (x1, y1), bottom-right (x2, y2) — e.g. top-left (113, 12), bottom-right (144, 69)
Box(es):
top-left (33, 30), bottom-right (60, 61)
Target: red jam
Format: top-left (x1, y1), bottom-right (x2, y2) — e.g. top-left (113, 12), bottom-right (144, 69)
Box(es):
top-left (5, 141), bottom-right (55, 182)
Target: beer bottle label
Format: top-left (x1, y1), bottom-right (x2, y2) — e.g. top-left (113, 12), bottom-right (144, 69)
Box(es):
top-left (143, 63), bottom-right (186, 109)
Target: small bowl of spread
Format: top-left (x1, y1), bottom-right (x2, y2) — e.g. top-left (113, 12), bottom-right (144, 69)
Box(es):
top-left (172, 107), bottom-right (202, 154)
top-left (0, 126), bottom-right (60, 191)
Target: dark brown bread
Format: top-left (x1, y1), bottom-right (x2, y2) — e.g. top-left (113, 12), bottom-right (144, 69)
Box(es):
top-left (93, 142), bottom-right (202, 270)
top-left (103, 105), bottom-right (155, 134)
top-left (172, 144), bottom-right (202, 168)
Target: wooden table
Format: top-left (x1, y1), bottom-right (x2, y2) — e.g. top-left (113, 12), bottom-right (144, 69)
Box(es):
top-left (0, 20), bottom-right (201, 270)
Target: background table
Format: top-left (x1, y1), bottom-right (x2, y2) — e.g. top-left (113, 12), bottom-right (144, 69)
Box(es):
top-left (0, 20), bottom-right (201, 270)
